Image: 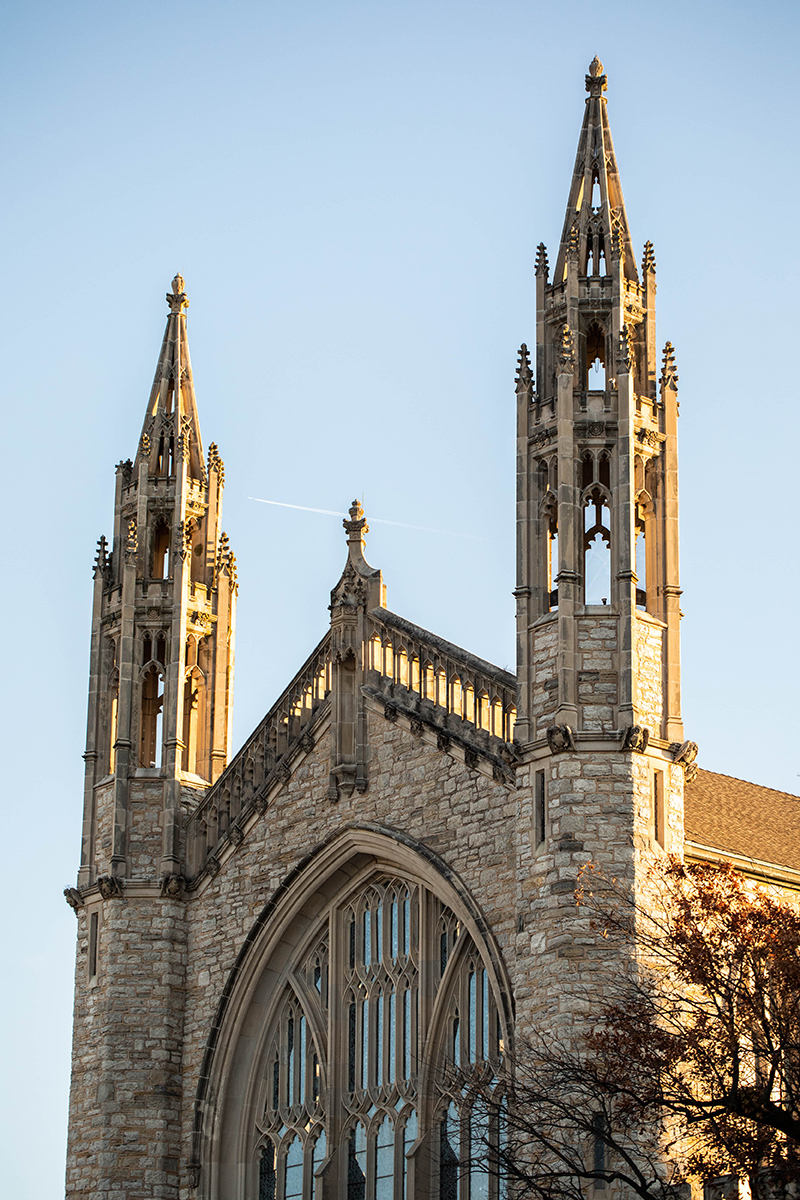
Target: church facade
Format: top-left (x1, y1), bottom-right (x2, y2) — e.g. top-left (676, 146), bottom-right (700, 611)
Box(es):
top-left (65, 61), bottom-right (800, 1200)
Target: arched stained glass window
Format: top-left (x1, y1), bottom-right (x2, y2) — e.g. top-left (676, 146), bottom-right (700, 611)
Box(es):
top-left (253, 875), bottom-right (504, 1199)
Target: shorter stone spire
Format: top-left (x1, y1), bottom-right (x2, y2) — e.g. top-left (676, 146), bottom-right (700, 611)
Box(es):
top-left (535, 243), bottom-right (549, 280)
top-left (642, 241), bottom-right (656, 275)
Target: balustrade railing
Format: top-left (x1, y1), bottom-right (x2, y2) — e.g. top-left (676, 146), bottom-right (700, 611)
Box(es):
top-left (366, 608), bottom-right (517, 742)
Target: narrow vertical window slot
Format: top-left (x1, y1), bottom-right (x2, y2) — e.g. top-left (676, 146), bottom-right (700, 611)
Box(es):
top-left (653, 771), bottom-right (665, 849)
top-left (88, 910), bottom-right (99, 980)
top-left (534, 771), bottom-right (547, 850)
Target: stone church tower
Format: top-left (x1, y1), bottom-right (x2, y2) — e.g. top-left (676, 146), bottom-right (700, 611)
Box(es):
top-left (65, 60), bottom-right (752, 1200)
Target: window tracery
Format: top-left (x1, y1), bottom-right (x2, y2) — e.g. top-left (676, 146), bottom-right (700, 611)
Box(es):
top-left (252, 877), bottom-right (503, 1200)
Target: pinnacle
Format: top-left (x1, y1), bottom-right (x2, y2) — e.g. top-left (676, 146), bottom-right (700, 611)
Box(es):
top-left (642, 241), bottom-right (656, 275)
top-left (516, 344), bottom-right (533, 397)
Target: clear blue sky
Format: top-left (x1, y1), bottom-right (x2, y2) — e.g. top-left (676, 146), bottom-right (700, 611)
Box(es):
top-left (1, 1), bottom-right (797, 1193)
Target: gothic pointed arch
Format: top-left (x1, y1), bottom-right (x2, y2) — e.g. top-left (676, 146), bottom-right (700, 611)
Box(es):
top-left (191, 824), bottom-right (512, 1200)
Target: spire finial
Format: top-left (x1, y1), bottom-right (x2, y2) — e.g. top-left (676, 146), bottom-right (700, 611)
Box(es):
top-left (535, 243), bottom-right (549, 280)
top-left (166, 273), bottom-right (189, 314)
top-left (585, 56), bottom-right (607, 97)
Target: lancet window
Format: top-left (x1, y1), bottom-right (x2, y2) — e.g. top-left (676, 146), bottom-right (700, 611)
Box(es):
top-left (253, 877), bottom-right (504, 1200)
top-left (583, 488), bottom-right (611, 606)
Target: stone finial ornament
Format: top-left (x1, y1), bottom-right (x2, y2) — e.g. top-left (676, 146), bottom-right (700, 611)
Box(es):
top-left (617, 325), bottom-right (634, 375)
top-left (207, 442), bottom-right (225, 485)
top-left (642, 240), bottom-right (656, 275)
top-left (93, 536), bottom-right (108, 578)
top-left (557, 323), bottom-right (575, 375)
top-left (166, 273), bottom-right (189, 314)
top-left (535, 242), bottom-right (549, 279)
top-left (343, 499), bottom-right (369, 553)
top-left (661, 341), bottom-right (679, 393)
top-left (567, 220), bottom-right (580, 263)
top-left (515, 344), bottom-right (533, 399)
top-left (585, 56), bottom-right (607, 96)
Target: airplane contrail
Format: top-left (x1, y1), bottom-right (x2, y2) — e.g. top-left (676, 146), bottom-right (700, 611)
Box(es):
top-left (248, 497), bottom-right (486, 541)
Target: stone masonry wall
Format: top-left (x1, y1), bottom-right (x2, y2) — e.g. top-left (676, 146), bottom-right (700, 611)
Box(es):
top-left (531, 614), bottom-right (558, 737)
top-left (66, 893), bottom-right (187, 1200)
top-left (634, 614), bottom-right (665, 734)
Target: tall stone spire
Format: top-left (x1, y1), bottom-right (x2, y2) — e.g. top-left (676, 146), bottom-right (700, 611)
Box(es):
top-left (79, 276), bottom-right (236, 886)
top-left (552, 57), bottom-right (637, 286)
top-left (515, 58), bottom-right (686, 852)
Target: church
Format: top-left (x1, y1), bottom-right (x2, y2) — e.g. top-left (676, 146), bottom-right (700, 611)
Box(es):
top-left (65, 60), bottom-right (800, 1200)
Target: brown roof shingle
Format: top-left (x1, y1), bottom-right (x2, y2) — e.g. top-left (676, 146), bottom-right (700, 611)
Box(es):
top-left (684, 769), bottom-right (800, 873)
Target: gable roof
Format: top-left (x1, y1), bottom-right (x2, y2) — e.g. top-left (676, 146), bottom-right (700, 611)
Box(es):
top-left (685, 768), bottom-right (800, 876)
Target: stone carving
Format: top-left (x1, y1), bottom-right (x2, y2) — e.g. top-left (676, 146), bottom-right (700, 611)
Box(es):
top-left (534, 243), bottom-right (549, 280)
top-left (117, 458), bottom-right (134, 486)
top-left (531, 428), bottom-right (553, 449)
top-left (175, 520), bottom-right (193, 562)
top-left (276, 758), bottom-right (292, 784)
top-left (64, 887), bottom-right (83, 912)
top-left (124, 518), bottom-right (138, 564)
top-left (178, 415), bottom-right (192, 459)
top-left (672, 740), bottom-right (699, 782)
top-left (661, 341), bottom-right (679, 394)
top-left (204, 855), bottom-right (221, 878)
top-left (160, 874), bottom-right (186, 898)
top-left (566, 220), bottom-right (580, 264)
top-left (93, 536), bottom-right (108, 579)
top-left (557, 323), bottom-right (575, 375)
top-left (515, 343), bottom-right (533, 400)
top-left (216, 532), bottom-right (238, 587)
top-left (621, 725), bottom-right (650, 752)
top-left (253, 790), bottom-right (269, 815)
top-left (587, 421), bottom-right (604, 437)
top-left (383, 703), bottom-right (397, 723)
top-left (228, 824), bottom-right (244, 846)
top-left (464, 747), bottom-right (478, 770)
top-left (410, 717), bottom-right (424, 737)
top-left (642, 240), bottom-right (656, 275)
top-left (97, 874), bottom-right (122, 900)
top-left (166, 273), bottom-right (189, 315)
top-left (436, 731), bottom-right (451, 753)
top-left (585, 56), bottom-right (607, 97)
top-left (140, 431), bottom-right (151, 459)
top-left (207, 442), bottom-right (225, 485)
top-left (617, 325), bottom-right (634, 375)
top-left (610, 206), bottom-right (624, 260)
top-left (187, 1163), bottom-right (200, 1189)
top-left (547, 725), bottom-right (576, 753)
top-left (637, 428), bottom-right (660, 448)
top-left (299, 729), bottom-right (316, 752)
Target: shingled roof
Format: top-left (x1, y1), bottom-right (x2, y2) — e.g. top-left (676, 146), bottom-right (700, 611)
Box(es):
top-left (684, 769), bottom-right (800, 876)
